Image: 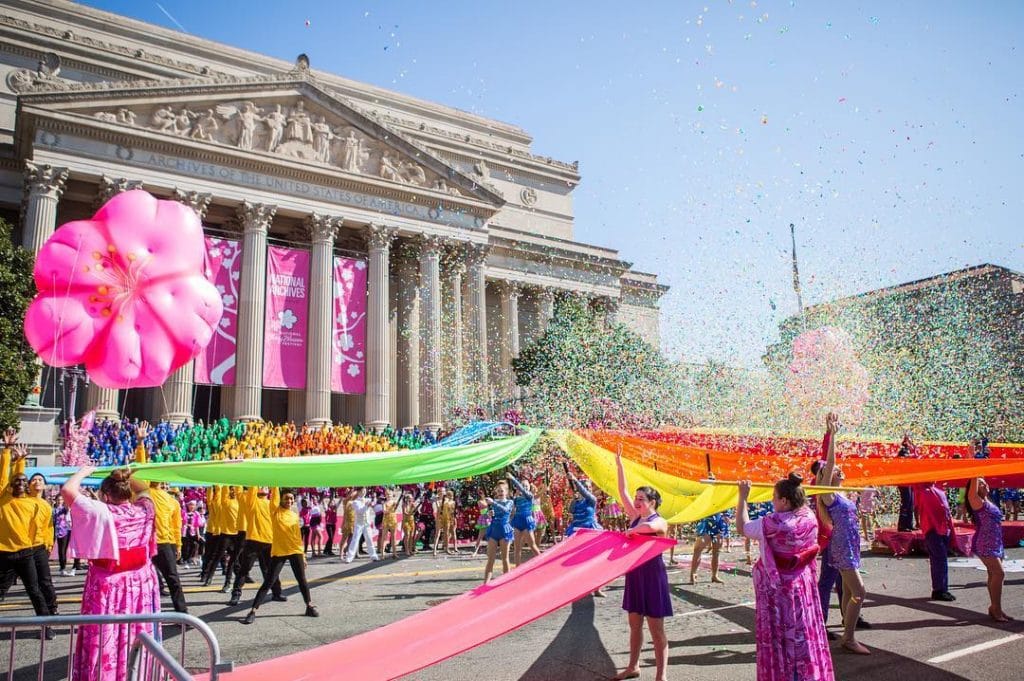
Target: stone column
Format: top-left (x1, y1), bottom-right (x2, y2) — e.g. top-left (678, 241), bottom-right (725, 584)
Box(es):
top-left (418, 235), bottom-right (443, 433)
top-left (22, 162), bottom-right (69, 254)
top-left (463, 244), bottom-right (490, 410)
top-left (94, 176), bottom-right (144, 210)
top-left (84, 176), bottom-right (146, 420)
top-left (21, 162), bottom-right (69, 408)
top-left (161, 189), bottom-right (213, 425)
top-left (498, 281), bottom-right (522, 402)
top-left (395, 241), bottom-right (420, 429)
top-left (537, 286), bottom-right (557, 332)
top-left (232, 202), bottom-right (276, 422)
top-left (304, 214), bottom-right (341, 426)
top-left (364, 224), bottom-right (397, 432)
top-left (441, 247), bottom-right (466, 409)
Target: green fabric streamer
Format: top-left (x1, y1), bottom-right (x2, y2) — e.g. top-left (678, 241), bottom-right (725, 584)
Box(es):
top-left (108, 429), bottom-right (541, 487)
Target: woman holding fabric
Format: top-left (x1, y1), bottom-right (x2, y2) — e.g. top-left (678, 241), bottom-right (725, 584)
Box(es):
top-left (482, 481), bottom-right (514, 584)
top-left (563, 463), bottom-right (601, 536)
top-left (563, 462), bottom-right (605, 595)
top-left (242, 488), bottom-right (319, 624)
top-left (815, 412), bottom-right (870, 655)
top-left (508, 473), bottom-right (541, 565)
top-left (0, 435), bottom-right (51, 625)
top-left (738, 474), bottom-right (834, 681)
top-left (611, 450), bottom-right (671, 681)
top-left (25, 470), bottom-right (58, 615)
top-left (62, 460), bottom-right (159, 681)
top-left (965, 477), bottom-right (1011, 621)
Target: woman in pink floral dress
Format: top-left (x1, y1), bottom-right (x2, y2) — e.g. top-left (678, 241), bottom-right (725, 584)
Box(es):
top-left (738, 474), bottom-right (834, 681)
top-left (63, 453), bottom-right (159, 681)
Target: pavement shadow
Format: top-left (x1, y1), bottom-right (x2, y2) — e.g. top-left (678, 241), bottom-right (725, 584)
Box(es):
top-left (866, 592), bottom-right (1024, 634)
top-left (665, 631), bottom-right (756, 667)
top-left (671, 585), bottom-right (756, 633)
top-left (519, 597), bottom-right (617, 681)
top-left (668, 583), bottom-right (996, 681)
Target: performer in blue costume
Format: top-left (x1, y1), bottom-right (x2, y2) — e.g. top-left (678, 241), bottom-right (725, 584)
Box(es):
top-left (508, 474), bottom-right (541, 566)
top-left (482, 481), bottom-right (514, 584)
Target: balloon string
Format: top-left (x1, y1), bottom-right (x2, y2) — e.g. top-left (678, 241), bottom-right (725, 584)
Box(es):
top-left (39, 238), bottom-right (86, 415)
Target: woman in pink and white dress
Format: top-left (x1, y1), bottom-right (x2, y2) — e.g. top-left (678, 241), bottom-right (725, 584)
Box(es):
top-left (63, 462), bottom-right (159, 681)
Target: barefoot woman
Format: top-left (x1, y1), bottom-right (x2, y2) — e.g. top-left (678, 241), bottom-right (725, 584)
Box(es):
top-left (612, 450), bottom-right (671, 681)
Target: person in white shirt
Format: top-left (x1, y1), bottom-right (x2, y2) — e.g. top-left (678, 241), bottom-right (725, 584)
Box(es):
top-left (344, 489), bottom-right (379, 563)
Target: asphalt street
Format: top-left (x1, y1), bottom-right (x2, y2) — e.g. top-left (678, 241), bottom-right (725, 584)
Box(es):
top-left (3, 544), bottom-right (1023, 680)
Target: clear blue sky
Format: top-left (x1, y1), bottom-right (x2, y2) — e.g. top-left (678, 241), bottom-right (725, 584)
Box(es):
top-left (82, 1), bottom-right (1024, 367)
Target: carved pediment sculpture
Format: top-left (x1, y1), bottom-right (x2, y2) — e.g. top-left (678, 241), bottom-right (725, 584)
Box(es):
top-left (83, 97), bottom-right (468, 195)
top-left (6, 52), bottom-right (65, 93)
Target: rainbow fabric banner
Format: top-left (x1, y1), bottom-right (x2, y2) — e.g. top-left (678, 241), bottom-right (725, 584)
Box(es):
top-left (582, 430), bottom-right (1024, 489)
top-left (561, 430), bottom-right (1024, 523)
top-left (106, 429), bottom-right (541, 487)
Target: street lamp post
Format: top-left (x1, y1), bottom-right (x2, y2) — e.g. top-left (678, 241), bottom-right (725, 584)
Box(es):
top-left (59, 366), bottom-right (90, 423)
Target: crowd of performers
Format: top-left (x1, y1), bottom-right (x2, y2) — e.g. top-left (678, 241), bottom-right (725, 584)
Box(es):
top-left (1, 415), bottom-right (1021, 681)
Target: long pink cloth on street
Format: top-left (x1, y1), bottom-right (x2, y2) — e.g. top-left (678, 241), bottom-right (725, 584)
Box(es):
top-left (216, 530), bottom-right (674, 681)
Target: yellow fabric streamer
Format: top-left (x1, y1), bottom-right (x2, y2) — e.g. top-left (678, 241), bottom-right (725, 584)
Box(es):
top-left (555, 430), bottom-right (773, 523)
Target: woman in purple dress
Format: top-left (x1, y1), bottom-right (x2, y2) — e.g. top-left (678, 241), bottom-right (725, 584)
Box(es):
top-left (612, 450), bottom-right (671, 681)
top-left (815, 413), bottom-right (870, 655)
top-left (965, 477), bottom-right (1011, 621)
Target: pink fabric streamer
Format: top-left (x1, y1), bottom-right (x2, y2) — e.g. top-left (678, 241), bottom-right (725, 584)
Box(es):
top-left (214, 530), bottom-right (674, 681)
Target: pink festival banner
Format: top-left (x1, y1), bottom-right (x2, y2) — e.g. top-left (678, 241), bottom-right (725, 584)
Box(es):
top-left (263, 246), bottom-right (310, 389)
top-left (194, 236), bottom-right (241, 385)
top-left (330, 256), bottom-right (367, 394)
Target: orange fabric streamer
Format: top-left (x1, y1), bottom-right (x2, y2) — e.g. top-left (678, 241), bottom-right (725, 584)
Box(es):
top-left (579, 430), bottom-right (1024, 487)
top-left (642, 429), bottom-right (1024, 461)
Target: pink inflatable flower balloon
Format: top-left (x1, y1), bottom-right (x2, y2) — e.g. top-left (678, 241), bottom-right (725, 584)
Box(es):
top-left (25, 190), bottom-right (223, 389)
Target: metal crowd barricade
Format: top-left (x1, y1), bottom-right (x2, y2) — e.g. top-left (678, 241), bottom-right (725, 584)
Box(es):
top-left (3, 612), bottom-right (234, 681)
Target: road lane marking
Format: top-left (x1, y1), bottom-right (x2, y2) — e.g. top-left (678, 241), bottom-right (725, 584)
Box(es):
top-left (675, 602), bottom-right (757, 614)
top-left (0, 565), bottom-right (484, 610)
top-left (927, 634), bottom-right (1024, 663)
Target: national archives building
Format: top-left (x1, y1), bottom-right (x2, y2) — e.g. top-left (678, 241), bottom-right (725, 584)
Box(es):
top-left (0, 0), bottom-right (667, 437)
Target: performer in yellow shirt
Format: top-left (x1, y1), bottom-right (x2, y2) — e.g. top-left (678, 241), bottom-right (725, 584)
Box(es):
top-left (202, 486), bottom-right (242, 590)
top-left (201, 485), bottom-right (222, 579)
top-left (148, 481), bottom-right (187, 612)
top-left (0, 430), bottom-right (51, 626)
top-left (135, 425), bottom-right (188, 613)
top-left (25, 468), bottom-right (58, 615)
top-left (242, 488), bottom-right (318, 625)
top-left (228, 487), bottom-right (285, 607)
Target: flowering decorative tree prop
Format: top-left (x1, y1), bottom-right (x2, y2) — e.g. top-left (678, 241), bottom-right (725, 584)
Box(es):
top-left (24, 190), bottom-right (223, 389)
top-left (61, 410), bottom-right (95, 466)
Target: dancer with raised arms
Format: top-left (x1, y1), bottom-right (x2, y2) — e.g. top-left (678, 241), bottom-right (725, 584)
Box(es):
top-left (815, 412), bottom-right (870, 655)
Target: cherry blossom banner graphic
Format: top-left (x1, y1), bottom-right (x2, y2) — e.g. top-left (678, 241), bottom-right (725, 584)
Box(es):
top-left (263, 246), bottom-right (310, 389)
top-left (330, 256), bottom-right (367, 394)
top-left (194, 236), bottom-right (241, 386)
